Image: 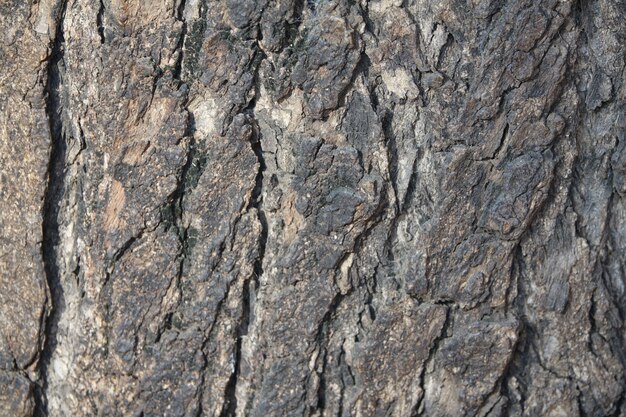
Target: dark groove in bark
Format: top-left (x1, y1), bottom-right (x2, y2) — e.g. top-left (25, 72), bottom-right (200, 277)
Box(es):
top-left (250, 129), bottom-right (267, 295)
top-left (37, 1), bottom-right (69, 415)
top-left (215, 281), bottom-right (241, 417)
top-left (173, 0), bottom-right (188, 80)
top-left (315, 348), bottom-right (329, 414)
top-left (413, 306), bottom-right (451, 416)
top-left (220, 127), bottom-right (266, 417)
top-left (152, 80), bottom-right (196, 345)
top-left (220, 45), bottom-right (268, 416)
top-left (97, 0), bottom-right (105, 44)
top-left (286, 0), bottom-right (306, 48)
top-left (401, 149), bottom-right (422, 213)
top-left (313, 290), bottom-right (349, 414)
top-left (380, 108), bottom-right (401, 212)
top-left (245, 44), bottom-right (268, 289)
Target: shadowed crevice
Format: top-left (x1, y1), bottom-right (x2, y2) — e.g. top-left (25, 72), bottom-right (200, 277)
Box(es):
top-left (37, 1), bottom-right (69, 415)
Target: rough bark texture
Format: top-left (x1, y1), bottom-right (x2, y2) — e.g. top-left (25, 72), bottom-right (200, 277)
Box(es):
top-left (1, 0), bottom-right (625, 416)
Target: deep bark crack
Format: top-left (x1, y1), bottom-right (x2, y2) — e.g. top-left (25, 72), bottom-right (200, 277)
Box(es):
top-left (97, 0), bottom-right (105, 44)
top-left (220, 43), bottom-right (268, 417)
top-left (37, 1), bottom-right (69, 415)
top-left (173, 0), bottom-right (188, 80)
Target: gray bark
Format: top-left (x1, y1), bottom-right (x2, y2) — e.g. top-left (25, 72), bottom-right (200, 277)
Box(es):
top-left (1, 0), bottom-right (625, 416)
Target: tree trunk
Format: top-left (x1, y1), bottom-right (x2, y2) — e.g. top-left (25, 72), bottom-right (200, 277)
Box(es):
top-left (1, 0), bottom-right (625, 416)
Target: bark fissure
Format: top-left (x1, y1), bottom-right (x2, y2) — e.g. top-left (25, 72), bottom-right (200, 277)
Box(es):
top-left (173, 0), bottom-right (188, 80)
top-left (37, 1), bottom-right (69, 415)
top-left (218, 41), bottom-right (269, 416)
top-left (414, 306), bottom-right (451, 416)
top-left (97, 0), bottom-right (105, 44)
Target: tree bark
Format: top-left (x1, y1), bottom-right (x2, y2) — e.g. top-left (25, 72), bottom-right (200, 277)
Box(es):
top-left (1, 0), bottom-right (625, 416)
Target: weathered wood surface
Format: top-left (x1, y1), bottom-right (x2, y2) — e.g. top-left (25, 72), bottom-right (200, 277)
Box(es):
top-left (0, 0), bottom-right (625, 416)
